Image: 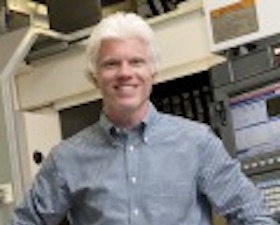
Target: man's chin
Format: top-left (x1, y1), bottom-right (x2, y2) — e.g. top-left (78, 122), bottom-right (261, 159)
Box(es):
top-left (118, 103), bottom-right (137, 113)
top-left (115, 100), bottom-right (145, 113)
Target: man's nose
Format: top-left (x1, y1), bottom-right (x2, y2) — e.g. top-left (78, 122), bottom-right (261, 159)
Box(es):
top-left (117, 61), bottom-right (133, 77)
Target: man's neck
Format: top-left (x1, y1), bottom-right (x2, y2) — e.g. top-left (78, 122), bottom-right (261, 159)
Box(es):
top-left (104, 102), bottom-right (149, 130)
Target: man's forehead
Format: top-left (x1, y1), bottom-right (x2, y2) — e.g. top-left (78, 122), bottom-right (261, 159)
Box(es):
top-left (99, 37), bottom-right (147, 45)
top-left (98, 38), bottom-right (149, 56)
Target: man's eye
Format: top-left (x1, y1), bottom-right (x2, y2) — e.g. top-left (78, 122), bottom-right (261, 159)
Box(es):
top-left (130, 58), bottom-right (146, 66)
top-left (101, 60), bottom-right (119, 69)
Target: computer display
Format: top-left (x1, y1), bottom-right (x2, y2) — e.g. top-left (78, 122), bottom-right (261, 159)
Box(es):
top-left (229, 82), bottom-right (280, 159)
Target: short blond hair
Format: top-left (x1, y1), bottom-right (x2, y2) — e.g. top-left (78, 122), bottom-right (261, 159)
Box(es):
top-left (86, 12), bottom-right (160, 79)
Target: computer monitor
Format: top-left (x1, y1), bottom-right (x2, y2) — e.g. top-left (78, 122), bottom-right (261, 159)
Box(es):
top-left (211, 38), bottom-right (280, 218)
top-left (229, 82), bottom-right (280, 160)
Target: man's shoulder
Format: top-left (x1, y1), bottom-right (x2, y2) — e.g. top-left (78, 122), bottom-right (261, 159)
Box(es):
top-left (158, 112), bottom-right (209, 132)
top-left (51, 123), bottom-right (101, 156)
top-left (149, 112), bottom-right (213, 151)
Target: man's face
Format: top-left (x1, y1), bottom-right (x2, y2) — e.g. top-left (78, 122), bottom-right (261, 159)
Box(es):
top-left (95, 38), bottom-right (154, 115)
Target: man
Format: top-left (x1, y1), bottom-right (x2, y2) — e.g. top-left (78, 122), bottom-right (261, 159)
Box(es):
top-left (8, 12), bottom-right (276, 225)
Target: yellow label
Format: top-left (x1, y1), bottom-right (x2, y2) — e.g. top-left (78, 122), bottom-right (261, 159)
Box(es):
top-left (211, 0), bottom-right (255, 18)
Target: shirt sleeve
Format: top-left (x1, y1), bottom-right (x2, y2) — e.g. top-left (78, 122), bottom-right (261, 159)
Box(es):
top-left (7, 151), bottom-right (71, 225)
top-left (197, 127), bottom-right (277, 225)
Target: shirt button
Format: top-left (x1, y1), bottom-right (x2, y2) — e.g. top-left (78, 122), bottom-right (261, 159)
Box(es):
top-left (133, 209), bottom-right (139, 216)
top-left (143, 136), bottom-right (148, 143)
top-left (128, 145), bottom-right (134, 152)
top-left (131, 176), bottom-right (137, 184)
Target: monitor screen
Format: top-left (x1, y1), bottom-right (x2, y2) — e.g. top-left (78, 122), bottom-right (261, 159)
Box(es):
top-left (229, 82), bottom-right (280, 160)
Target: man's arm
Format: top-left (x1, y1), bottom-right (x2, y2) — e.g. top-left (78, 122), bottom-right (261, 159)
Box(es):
top-left (198, 127), bottom-right (277, 225)
top-left (8, 151), bottom-right (71, 225)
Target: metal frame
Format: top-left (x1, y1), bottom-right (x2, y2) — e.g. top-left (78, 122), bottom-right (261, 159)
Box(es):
top-left (0, 25), bottom-right (90, 204)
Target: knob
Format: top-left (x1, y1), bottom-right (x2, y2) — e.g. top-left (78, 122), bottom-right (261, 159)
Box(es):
top-left (33, 151), bottom-right (44, 165)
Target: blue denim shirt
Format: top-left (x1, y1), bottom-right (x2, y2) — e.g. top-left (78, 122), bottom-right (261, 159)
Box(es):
top-left (9, 103), bottom-right (276, 225)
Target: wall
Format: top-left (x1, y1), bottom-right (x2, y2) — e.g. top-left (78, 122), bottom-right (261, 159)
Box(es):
top-left (0, 0), bottom-right (5, 32)
top-left (0, 88), bottom-right (12, 225)
top-left (0, 27), bottom-right (30, 225)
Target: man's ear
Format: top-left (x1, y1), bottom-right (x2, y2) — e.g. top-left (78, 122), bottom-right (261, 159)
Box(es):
top-left (85, 71), bottom-right (99, 88)
top-left (92, 75), bottom-right (99, 88)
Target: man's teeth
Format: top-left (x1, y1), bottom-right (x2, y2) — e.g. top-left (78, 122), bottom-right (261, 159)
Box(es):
top-left (117, 85), bottom-right (135, 91)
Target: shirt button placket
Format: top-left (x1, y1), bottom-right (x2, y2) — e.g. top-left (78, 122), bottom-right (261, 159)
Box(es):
top-left (133, 208), bottom-right (139, 217)
top-left (131, 176), bottom-right (137, 184)
top-left (126, 143), bottom-right (139, 225)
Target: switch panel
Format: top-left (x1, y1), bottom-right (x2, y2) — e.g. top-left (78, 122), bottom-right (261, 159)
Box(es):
top-left (0, 183), bottom-right (13, 204)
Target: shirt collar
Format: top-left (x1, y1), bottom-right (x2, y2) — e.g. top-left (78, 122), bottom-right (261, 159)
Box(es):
top-left (142, 101), bottom-right (158, 128)
top-left (98, 101), bottom-right (159, 141)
